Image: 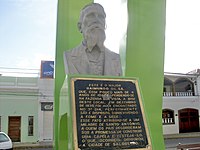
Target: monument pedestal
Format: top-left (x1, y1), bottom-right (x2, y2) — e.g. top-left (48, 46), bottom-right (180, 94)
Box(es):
top-left (59, 75), bottom-right (152, 150)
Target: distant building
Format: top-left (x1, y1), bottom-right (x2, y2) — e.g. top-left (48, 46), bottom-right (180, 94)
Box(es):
top-left (0, 76), bottom-right (54, 142)
top-left (162, 71), bottom-right (200, 135)
top-left (38, 77), bottom-right (54, 141)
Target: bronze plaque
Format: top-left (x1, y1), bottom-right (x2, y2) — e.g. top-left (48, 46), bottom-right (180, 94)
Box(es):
top-left (71, 77), bottom-right (151, 150)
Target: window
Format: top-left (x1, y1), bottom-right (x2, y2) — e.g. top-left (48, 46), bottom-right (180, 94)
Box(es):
top-left (28, 116), bottom-right (34, 136)
top-left (0, 133), bottom-right (9, 142)
top-left (162, 109), bottom-right (175, 125)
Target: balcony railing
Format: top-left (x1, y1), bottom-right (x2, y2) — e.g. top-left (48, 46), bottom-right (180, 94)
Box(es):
top-left (175, 92), bottom-right (193, 96)
top-left (162, 118), bottom-right (174, 124)
top-left (163, 92), bottom-right (173, 97)
top-left (163, 92), bottom-right (194, 97)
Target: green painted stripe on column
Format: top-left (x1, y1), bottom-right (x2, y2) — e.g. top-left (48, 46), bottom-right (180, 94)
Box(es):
top-left (54, 0), bottom-right (92, 149)
top-left (126, 0), bottom-right (166, 149)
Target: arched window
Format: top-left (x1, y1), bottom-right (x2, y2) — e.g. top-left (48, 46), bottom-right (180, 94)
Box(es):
top-left (162, 109), bottom-right (175, 125)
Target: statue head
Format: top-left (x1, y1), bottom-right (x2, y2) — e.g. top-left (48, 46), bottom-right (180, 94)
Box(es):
top-left (78, 3), bottom-right (106, 51)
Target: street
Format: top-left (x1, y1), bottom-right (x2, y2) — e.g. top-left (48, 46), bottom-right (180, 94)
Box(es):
top-left (15, 148), bottom-right (52, 150)
top-left (165, 137), bottom-right (200, 149)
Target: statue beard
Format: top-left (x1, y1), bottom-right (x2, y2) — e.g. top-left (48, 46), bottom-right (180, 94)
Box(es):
top-left (84, 26), bottom-right (106, 51)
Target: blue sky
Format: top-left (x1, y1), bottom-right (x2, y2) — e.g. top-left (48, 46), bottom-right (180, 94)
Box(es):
top-left (0, 0), bottom-right (200, 76)
top-left (0, 0), bottom-right (57, 75)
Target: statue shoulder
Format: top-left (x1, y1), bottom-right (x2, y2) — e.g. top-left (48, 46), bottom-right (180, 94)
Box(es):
top-left (105, 48), bottom-right (120, 58)
top-left (64, 44), bottom-right (84, 57)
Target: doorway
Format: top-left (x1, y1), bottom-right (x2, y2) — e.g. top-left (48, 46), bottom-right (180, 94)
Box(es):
top-left (8, 116), bottom-right (21, 142)
top-left (179, 108), bottom-right (199, 133)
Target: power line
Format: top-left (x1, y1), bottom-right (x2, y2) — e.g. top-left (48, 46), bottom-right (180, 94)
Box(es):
top-left (0, 67), bottom-right (40, 76)
top-left (0, 93), bottom-right (54, 97)
top-left (0, 71), bottom-right (39, 75)
top-left (0, 67), bottom-right (39, 71)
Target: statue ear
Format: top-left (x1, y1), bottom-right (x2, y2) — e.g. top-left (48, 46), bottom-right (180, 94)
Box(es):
top-left (77, 22), bottom-right (82, 33)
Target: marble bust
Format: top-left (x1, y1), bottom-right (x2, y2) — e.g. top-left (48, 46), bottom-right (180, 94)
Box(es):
top-left (63, 3), bottom-right (122, 76)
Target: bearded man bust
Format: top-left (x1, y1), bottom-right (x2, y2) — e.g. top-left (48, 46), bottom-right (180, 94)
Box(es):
top-left (63, 3), bottom-right (122, 76)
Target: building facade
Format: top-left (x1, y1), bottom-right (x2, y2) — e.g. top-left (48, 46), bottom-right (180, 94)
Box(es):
top-left (0, 76), bottom-right (39, 142)
top-left (162, 71), bottom-right (200, 135)
top-left (0, 76), bottom-right (54, 142)
top-left (38, 78), bottom-right (54, 141)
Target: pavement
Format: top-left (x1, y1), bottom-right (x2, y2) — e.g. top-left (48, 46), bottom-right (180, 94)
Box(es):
top-left (13, 141), bottom-right (53, 150)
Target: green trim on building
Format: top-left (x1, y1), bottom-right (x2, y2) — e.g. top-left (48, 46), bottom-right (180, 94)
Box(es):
top-left (0, 76), bottom-right (39, 143)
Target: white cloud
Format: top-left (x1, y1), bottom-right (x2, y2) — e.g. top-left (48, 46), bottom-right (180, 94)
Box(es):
top-left (165, 0), bottom-right (200, 73)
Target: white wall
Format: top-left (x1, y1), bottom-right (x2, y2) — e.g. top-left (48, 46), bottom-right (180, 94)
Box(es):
top-left (38, 78), bottom-right (54, 141)
top-left (162, 96), bottom-right (200, 135)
